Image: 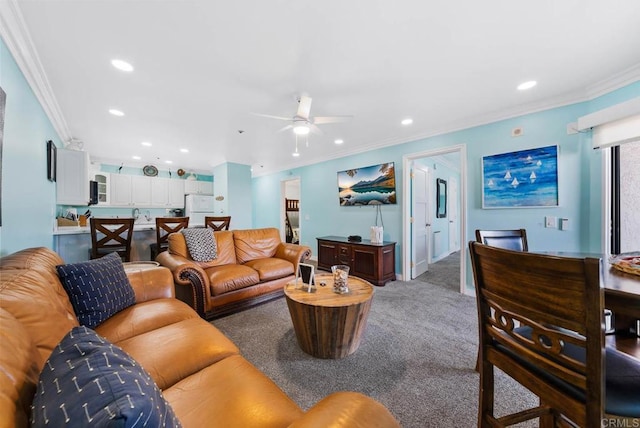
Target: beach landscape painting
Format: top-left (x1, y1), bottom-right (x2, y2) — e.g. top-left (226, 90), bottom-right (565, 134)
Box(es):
top-left (482, 145), bottom-right (559, 208)
top-left (338, 162), bottom-right (396, 206)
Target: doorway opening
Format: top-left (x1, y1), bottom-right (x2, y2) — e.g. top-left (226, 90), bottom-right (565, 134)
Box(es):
top-left (281, 177), bottom-right (301, 244)
top-left (402, 144), bottom-right (467, 294)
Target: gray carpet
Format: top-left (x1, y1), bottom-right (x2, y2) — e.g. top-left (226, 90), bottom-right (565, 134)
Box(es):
top-left (416, 251), bottom-right (460, 291)
top-left (212, 278), bottom-right (538, 427)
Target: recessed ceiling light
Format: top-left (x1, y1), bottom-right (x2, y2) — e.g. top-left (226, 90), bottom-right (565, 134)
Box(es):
top-left (401, 118), bottom-right (413, 125)
top-left (111, 59), bottom-right (134, 72)
top-left (141, 141), bottom-right (152, 147)
top-left (334, 139), bottom-right (344, 145)
top-left (180, 148), bottom-right (189, 153)
top-left (132, 155), bottom-right (141, 160)
top-left (517, 80), bottom-right (537, 90)
top-left (292, 151), bottom-right (300, 157)
top-left (109, 109), bottom-right (124, 117)
top-left (165, 160), bottom-right (173, 164)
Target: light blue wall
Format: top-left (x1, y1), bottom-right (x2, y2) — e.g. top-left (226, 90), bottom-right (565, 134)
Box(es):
top-left (252, 82), bottom-right (640, 289)
top-left (0, 39), bottom-right (61, 255)
top-left (226, 162), bottom-right (252, 229)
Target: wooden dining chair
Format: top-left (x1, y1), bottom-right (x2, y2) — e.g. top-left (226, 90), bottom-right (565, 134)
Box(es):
top-left (150, 216), bottom-right (190, 260)
top-left (89, 218), bottom-right (135, 262)
top-left (204, 216), bottom-right (231, 231)
top-left (475, 229), bottom-right (528, 252)
top-left (469, 241), bottom-right (640, 427)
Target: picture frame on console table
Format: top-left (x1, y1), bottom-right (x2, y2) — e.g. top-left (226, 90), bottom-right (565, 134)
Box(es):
top-left (482, 144), bottom-right (559, 209)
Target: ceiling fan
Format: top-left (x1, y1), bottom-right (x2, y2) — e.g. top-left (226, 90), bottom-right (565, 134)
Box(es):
top-left (252, 95), bottom-right (352, 136)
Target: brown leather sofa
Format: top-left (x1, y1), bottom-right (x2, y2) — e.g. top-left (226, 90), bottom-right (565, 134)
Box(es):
top-left (0, 247), bottom-right (400, 428)
top-left (157, 227), bottom-right (312, 319)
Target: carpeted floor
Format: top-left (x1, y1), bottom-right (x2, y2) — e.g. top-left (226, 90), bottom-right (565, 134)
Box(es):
top-left (212, 276), bottom-right (538, 427)
top-left (416, 251), bottom-right (461, 291)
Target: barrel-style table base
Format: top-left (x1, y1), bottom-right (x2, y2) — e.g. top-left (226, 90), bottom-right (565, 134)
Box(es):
top-left (284, 274), bottom-right (374, 359)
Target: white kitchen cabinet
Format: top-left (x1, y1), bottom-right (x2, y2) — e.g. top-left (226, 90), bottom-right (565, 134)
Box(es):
top-left (131, 176), bottom-right (152, 206)
top-left (56, 149), bottom-right (90, 205)
top-left (110, 174), bottom-right (133, 206)
top-left (151, 178), bottom-right (185, 207)
top-left (168, 180), bottom-right (185, 207)
top-left (184, 180), bottom-right (213, 195)
top-left (92, 172), bottom-right (110, 205)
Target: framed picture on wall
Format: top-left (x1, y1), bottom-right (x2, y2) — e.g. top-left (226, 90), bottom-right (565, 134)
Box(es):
top-left (47, 140), bottom-right (56, 182)
top-left (482, 145), bottom-right (559, 208)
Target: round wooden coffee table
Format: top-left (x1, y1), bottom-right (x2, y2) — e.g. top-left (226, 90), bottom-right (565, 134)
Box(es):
top-left (284, 274), bottom-right (374, 359)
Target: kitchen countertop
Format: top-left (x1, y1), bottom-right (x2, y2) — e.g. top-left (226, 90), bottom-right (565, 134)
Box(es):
top-left (53, 223), bottom-right (156, 235)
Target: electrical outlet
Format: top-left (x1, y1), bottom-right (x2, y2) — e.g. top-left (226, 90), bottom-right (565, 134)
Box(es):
top-left (545, 216), bottom-right (556, 228)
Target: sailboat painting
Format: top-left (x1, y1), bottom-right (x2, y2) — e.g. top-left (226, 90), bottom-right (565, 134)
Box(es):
top-left (482, 145), bottom-right (559, 208)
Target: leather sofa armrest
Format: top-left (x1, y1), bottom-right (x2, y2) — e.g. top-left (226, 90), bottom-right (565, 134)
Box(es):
top-left (126, 266), bottom-right (176, 302)
top-left (275, 243), bottom-right (312, 272)
top-left (156, 252), bottom-right (210, 318)
top-left (288, 392), bottom-right (400, 428)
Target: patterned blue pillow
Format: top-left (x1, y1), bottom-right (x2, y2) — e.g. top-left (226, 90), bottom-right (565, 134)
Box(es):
top-left (31, 326), bottom-right (182, 427)
top-left (56, 252), bottom-right (136, 328)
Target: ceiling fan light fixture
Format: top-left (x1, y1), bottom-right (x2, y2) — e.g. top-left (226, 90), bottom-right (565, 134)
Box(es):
top-left (111, 59), bottom-right (134, 72)
top-left (293, 125), bottom-right (310, 135)
top-left (517, 80), bottom-right (537, 90)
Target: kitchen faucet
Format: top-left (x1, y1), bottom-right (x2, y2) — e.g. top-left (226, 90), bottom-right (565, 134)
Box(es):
top-left (145, 210), bottom-right (152, 222)
top-left (132, 208), bottom-right (140, 220)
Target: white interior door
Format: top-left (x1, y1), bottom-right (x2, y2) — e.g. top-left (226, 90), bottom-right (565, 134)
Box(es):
top-left (448, 177), bottom-right (459, 252)
top-left (411, 166), bottom-right (430, 278)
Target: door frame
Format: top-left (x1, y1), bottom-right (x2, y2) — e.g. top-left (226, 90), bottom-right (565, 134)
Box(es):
top-left (402, 144), bottom-right (467, 294)
top-left (280, 176), bottom-right (301, 244)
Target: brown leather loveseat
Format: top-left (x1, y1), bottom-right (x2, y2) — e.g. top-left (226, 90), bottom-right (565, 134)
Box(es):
top-left (157, 227), bottom-right (311, 319)
top-left (0, 247), bottom-right (400, 427)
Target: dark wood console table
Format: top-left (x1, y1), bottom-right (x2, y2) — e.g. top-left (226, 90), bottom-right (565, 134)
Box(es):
top-left (316, 236), bottom-right (396, 286)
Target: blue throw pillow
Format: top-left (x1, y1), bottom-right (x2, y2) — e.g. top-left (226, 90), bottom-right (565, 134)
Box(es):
top-left (57, 252), bottom-right (136, 328)
top-left (31, 326), bottom-right (182, 427)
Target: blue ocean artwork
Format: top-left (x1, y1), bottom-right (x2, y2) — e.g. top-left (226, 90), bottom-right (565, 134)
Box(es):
top-left (338, 162), bottom-right (396, 206)
top-left (482, 145), bottom-right (558, 208)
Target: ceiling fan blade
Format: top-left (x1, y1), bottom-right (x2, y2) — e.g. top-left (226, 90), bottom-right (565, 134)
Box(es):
top-left (296, 96), bottom-right (312, 120)
top-left (277, 124), bottom-right (294, 133)
top-left (309, 123), bottom-right (323, 135)
top-left (250, 112), bottom-right (291, 121)
top-left (313, 115), bottom-right (353, 125)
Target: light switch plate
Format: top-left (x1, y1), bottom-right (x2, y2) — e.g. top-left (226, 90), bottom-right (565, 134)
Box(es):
top-left (545, 216), bottom-right (556, 228)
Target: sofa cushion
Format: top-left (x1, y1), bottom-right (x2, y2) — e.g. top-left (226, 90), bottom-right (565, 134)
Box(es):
top-left (244, 258), bottom-right (295, 281)
top-left (233, 228), bottom-right (281, 264)
top-left (31, 326), bottom-right (181, 428)
top-left (181, 228), bottom-right (218, 262)
top-left (206, 264), bottom-right (260, 295)
top-left (56, 252), bottom-right (136, 328)
top-left (168, 230), bottom-right (237, 267)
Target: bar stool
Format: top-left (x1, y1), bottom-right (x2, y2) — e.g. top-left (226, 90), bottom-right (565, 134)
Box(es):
top-left (89, 218), bottom-right (135, 262)
top-left (204, 216), bottom-right (231, 231)
top-left (150, 217), bottom-right (190, 260)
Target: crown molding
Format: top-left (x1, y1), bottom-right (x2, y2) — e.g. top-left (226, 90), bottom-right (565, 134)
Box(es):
top-left (0, 0), bottom-right (71, 143)
top-left (586, 63), bottom-right (640, 100)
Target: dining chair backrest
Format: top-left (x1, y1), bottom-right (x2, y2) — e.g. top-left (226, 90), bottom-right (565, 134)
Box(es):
top-left (469, 241), bottom-right (606, 427)
top-left (90, 217), bottom-right (135, 262)
top-left (475, 229), bottom-right (528, 252)
top-left (205, 216), bottom-right (231, 231)
top-left (151, 217), bottom-right (190, 259)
